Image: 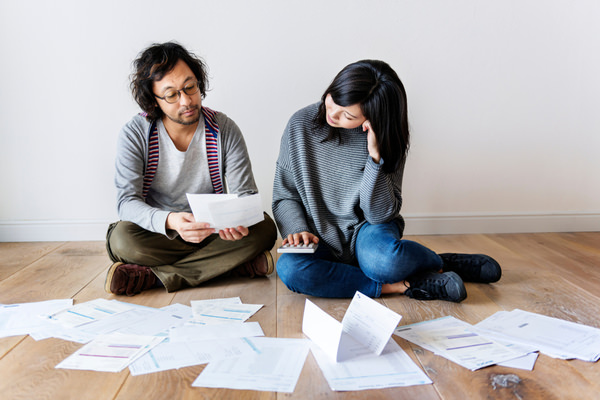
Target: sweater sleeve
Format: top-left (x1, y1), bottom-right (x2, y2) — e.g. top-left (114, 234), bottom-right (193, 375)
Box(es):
top-left (114, 116), bottom-right (171, 236)
top-left (359, 156), bottom-right (405, 224)
top-left (272, 118), bottom-right (313, 237)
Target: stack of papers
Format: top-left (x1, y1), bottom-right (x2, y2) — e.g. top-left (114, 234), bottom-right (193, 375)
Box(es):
top-left (0, 296), bottom-right (310, 393)
top-left (394, 316), bottom-right (533, 371)
top-left (4, 294), bottom-right (599, 392)
top-left (394, 309), bottom-right (600, 371)
top-left (475, 309), bottom-right (600, 362)
top-left (303, 292), bottom-right (432, 391)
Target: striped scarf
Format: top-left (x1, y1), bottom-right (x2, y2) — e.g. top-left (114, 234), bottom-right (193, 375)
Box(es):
top-left (141, 107), bottom-right (223, 198)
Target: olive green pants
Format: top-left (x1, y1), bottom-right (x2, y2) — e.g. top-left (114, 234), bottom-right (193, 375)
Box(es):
top-left (106, 213), bottom-right (277, 292)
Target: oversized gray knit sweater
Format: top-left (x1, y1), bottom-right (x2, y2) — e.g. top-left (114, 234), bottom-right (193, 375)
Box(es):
top-left (272, 103), bottom-right (405, 264)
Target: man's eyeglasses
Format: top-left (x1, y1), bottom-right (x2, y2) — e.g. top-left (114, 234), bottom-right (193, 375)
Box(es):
top-left (155, 81), bottom-right (200, 104)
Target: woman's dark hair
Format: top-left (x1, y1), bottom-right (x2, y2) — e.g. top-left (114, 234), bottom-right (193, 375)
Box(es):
top-left (130, 41), bottom-right (209, 121)
top-left (315, 60), bottom-right (410, 173)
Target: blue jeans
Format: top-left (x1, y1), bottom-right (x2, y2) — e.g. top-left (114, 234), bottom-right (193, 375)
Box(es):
top-left (276, 221), bottom-right (443, 298)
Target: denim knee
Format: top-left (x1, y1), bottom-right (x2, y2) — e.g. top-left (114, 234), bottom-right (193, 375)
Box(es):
top-left (276, 254), bottom-right (303, 293)
top-left (356, 222), bottom-right (443, 283)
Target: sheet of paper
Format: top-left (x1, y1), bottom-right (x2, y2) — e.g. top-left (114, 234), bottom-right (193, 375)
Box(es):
top-left (394, 316), bottom-right (528, 370)
top-left (341, 291), bottom-right (402, 356)
top-left (0, 299), bottom-right (72, 338)
top-left (77, 307), bottom-right (159, 337)
top-left (190, 302), bottom-right (263, 325)
top-left (186, 193), bottom-right (264, 229)
top-left (129, 337), bottom-right (260, 375)
top-left (30, 324), bottom-right (96, 343)
top-left (497, 352), bottom-right (538, 370)
top-left (475, 309), bottom-right (600, 362)
top-left (302, 292), bottom-right (401, 362)
top-left (169, 321), bottom-right (264, 342)
top-left (302, 299), bottom-right (344, 361)
top-left (45, 299), bottom-right (135, 328)
top-left (56, 332), bottom-right (164, 372)
top-left (311, 338), bottom-right (432, 391)
top-left (192, 337), bottom-right (310, 393)
top-left (190, 297), bottom-right (242, 307)
top-left (116, 304), bottom-right (191, 336)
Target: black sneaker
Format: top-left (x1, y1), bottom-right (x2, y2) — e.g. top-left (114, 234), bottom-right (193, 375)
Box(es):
top-left (405, 271), bottom-right (467, 303)
top-left (439, 253), bottom-right (502, 283)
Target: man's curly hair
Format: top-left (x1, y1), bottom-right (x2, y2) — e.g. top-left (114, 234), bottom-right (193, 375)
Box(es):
top-left (130, 42), bottom-right (209, 121)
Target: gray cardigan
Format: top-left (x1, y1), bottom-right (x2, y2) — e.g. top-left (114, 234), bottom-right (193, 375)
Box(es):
top-left (115, 110), bottom-right (257, 236)
top-left (272, 103), bottom-right (405, 264)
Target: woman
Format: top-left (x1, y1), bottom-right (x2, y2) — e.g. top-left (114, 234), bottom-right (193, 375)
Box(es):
top-left (272, 60), bottom-right (501, 302)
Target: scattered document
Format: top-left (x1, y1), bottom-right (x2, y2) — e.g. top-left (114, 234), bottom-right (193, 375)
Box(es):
top-left (130, 321), bottom-right (266, 375)
top-left (497, 352), bottom-right (538, 371)
top-left (0, 299), bottom-right (72, 338)
top-left (192, 337), bottom-right (310, 393)
top-left (394, 316), bottom-right (528, 371)
top-left (44, 298), bottom-right (135, 329)
top-left (116, 303), bottom-right (191, 336)
top-left (129, 337), bottom-right (260, 375)
top-left (303, 292), bottom-right (431, 390)
top-left (303, 292), bottom-right (401, 362)
top-left (56, 332), bottom-right (164, 372)
top-left (170, 321), bottom-right (264, 342)
top-left (475, 309), bottom-right (600, 362)
top-left (8, 292), bottom-right (599, 393)
top-left (190, 299), bottom-right (262, 325)
top-left (311, 338), bottom-right (432, 391)
top-left (77, 307), bottom-right (158, 337)
top-left (186, 193), bottom-right (264, 230)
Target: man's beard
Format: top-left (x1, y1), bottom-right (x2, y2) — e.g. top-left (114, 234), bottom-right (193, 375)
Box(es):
top-left (166, 106), bottom-right (200, 125)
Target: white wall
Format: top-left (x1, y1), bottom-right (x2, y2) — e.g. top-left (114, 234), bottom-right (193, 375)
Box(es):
top-left (0, 0), bottom-right (598, 241)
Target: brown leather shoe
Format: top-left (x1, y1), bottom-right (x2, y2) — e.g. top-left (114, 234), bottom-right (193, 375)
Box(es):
top-left (233, 251), bottom-right (274, 278)
top-left (105, 262), bottom-right (157, 296)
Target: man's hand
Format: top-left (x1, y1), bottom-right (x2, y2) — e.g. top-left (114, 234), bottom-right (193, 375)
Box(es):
top-left (283, 231), bottom-right (319, 246)
top-left (218, 226), bottom-right (249, 241)
top-left (166, 212), bottom-right (215, 243)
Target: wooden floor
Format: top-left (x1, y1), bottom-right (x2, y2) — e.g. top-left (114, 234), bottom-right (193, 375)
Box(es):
top-left (1, 232), bottom-right (599, 399)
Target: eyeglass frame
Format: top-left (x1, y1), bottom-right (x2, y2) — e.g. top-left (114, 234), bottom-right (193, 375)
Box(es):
top-left (154, 81), bottom-right (201, 104)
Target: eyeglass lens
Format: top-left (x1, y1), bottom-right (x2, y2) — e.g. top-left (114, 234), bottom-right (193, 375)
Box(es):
top-left (163, 82), bottom-right (199, 103)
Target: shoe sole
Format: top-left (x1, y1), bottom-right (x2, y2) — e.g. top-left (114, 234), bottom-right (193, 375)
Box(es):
top-left (104, 262), bottom-right (123, 294)
top-left (264, 251), bottom-right (274, 275)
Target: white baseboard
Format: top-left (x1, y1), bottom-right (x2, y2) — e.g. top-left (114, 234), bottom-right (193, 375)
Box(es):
top-left (0, 213), bottom-right (598, 242)
top-left (402, 212), bottom-right (600, 235)
top-left (0, 220), bottom-right (113, 242)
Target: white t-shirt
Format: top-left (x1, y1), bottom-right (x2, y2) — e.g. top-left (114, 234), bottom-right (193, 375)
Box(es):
top-left (146, 118), bottom-right (214, 212)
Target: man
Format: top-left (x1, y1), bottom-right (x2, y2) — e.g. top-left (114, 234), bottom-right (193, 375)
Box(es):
top-left (105, 42), bottom-right (277, 296)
